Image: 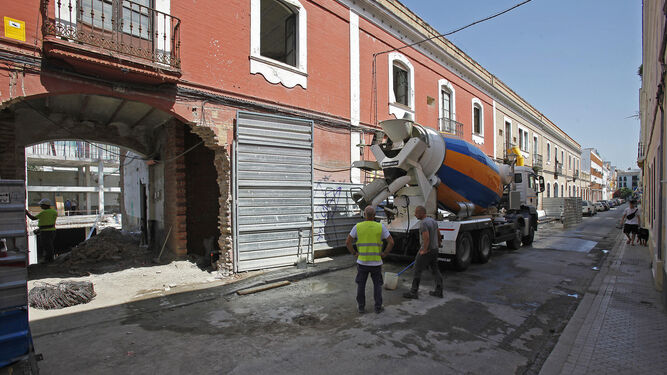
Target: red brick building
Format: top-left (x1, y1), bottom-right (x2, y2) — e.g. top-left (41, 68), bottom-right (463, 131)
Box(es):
top-left (1, 0), bottom-right (505, 272)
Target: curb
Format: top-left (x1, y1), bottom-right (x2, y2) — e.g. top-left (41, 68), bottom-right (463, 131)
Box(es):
top-left (538, 229), bottom-right (625, 375)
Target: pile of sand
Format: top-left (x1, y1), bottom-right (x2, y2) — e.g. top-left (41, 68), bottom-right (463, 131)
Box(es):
top-left (66, 228), bottom-right (145, 265)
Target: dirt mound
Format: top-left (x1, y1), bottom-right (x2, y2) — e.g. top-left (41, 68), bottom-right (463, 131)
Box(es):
top-left (67, 228), bottom-right (145, 265)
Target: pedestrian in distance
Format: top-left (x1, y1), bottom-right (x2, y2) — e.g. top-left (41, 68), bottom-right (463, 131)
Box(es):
top-left (346, 206), bottom-right (394, 314)
top-left (25, 198), bottom-right (58, 263)
top-left (404, 205), bottom-right (444, 299)
top-left (620, 199), bottom-right (640, 245)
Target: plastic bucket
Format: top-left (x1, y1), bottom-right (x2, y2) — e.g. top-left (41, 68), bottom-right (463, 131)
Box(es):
top-left (384, 272), bottom-right (399, 290)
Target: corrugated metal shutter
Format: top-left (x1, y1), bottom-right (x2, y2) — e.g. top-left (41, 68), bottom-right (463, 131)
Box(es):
top-left (313, 182), bottom-right (363, 251)
top-left (234, 112), bottom-right (314, 272)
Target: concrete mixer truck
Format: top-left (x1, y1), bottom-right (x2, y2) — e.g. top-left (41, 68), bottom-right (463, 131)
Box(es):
top-left (352, 119), bottom-right (545, 271)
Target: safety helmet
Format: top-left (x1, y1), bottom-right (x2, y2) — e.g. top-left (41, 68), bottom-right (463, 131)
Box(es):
top-left (38, 198), bottom-right (52, 206)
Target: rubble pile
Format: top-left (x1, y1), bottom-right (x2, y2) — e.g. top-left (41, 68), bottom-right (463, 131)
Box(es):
top-left (66, 228), bottom-right (145, 265)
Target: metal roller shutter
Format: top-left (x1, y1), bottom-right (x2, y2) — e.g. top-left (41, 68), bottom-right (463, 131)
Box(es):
top-left (233, 112), bottom-right (314, 271)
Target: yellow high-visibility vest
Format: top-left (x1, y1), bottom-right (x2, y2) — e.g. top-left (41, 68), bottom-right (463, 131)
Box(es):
top-left (355, 220), bottom-right (383, 265)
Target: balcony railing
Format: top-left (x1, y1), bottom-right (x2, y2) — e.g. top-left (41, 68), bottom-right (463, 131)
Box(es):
top-left (438, 118), bottom-right (464, 138)
top-left (532, 153), bottom-right (543, 170)
top-left (26, 141), bottom-right (120, 162)
top-left (41, 0), bottom-right (181, 68)
top-left (555, 161), bottom-right (563, 177)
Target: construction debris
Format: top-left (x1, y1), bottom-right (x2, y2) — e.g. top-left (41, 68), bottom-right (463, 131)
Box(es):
top-left (66, 227), bottom-right (144, 264)
top-left (28, 281), bottom-right (96, 309)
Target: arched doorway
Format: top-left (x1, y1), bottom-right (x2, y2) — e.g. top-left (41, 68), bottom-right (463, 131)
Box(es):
top-left (1, 94), bottom-right (222, 263)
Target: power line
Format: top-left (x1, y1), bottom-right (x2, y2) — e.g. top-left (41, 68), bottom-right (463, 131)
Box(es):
top-left (372, 0), bottom-right (533, 124)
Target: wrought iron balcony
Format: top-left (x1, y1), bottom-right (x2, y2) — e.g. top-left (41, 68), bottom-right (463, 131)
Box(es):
top-left (532, 153), bottom-right (543, 170)
top-left (438, 118), bottom-right (463, 138)
top-left (555, 161), bottom-right (563, 177)
top-left (41, 0), bottom-right (181, 69)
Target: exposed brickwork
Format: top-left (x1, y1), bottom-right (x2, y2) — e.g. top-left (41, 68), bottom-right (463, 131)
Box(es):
top-left (188, 103), bottom-right (234, 274)
top-left (163, 120), bottom-right (187, 257)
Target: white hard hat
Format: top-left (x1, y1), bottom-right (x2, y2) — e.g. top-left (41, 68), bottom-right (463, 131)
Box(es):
top-left (39, 198), bottom-right (52, 206)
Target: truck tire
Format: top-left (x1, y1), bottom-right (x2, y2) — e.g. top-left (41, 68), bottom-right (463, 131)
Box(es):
top-left (454, 232), bottom-right (473, 271)
top-left (473, 230), bottom-right (492, 264)
top-left (522, 225), bottom-right (535, 246)
top-left (506, 227), bottom-right (522, 250)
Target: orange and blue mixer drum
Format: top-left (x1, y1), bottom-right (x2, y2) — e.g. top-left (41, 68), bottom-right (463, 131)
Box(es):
top-left (436, 136), bottom-right (503, 214)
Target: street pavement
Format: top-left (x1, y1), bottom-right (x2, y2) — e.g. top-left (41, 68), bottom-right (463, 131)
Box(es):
top-left (28, 205), bottom-right (661, 374)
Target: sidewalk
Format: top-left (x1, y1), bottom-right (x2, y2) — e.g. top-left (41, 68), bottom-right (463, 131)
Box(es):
top-left (540, 231), bottom-right (667, 375)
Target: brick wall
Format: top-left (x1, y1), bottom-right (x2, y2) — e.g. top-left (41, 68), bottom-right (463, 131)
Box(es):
top-left (163, 121), bottom-right (187, 257)
top-left (187, 110), bottom-right (233, 275)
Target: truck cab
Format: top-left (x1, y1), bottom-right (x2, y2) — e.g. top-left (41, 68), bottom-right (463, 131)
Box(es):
top-left (511, 166), bottom-right (545, 209)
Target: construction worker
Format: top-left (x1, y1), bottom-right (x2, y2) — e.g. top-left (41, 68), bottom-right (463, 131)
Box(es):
top-left (403, 205), bottom-right (444, 299)
top-left (346, 206), bottom-right (394, 314)
top-left (26, 198), bottom-right (58, 263)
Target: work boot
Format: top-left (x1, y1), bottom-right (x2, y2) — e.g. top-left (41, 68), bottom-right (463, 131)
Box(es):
top-left (358, 305), bottom-right (365, 314)
top-left (403, 290), bottom-right (419, 299)
top-left (429, 287), bottom-right (443, 298)
top-left (404, 278), bottom-right (420, 299)
top-left (374, 306), bottom-right (384, 314)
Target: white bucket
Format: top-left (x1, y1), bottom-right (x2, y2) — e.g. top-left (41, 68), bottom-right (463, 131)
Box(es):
top-left (384, 272), bottom-right (399, 290)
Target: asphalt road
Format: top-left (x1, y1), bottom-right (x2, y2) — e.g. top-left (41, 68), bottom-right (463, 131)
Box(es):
top-left (31, 206), bottom-right (626, 375)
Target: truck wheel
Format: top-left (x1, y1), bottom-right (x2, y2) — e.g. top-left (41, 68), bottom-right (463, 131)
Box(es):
top-left (473, 230), bottom-right (492, 264)
top-left (454, 232), bottom-right (473, 271)
top-left (506, 227), bottom-right (522, 250)
top-left (522, 225), bottom-right (535, 246)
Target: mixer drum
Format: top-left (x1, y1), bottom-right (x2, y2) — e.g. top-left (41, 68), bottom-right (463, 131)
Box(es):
top-left (435, 136), bottom-right (503, 214)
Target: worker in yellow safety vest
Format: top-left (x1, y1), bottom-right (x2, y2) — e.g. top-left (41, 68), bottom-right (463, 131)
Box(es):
top-left (26, 198), bottom-right (58, 263)
top-left (346, 206), bottom-right (394, 314)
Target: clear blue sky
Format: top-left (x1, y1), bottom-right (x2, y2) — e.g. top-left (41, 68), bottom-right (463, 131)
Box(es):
top-left (398, 0), bottom-right (642, 170)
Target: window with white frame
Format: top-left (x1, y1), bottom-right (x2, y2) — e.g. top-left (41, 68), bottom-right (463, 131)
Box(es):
top-left (533, 135), bottom-right (538, 155)
top-left (388, 52), bottom-right (414, 119)
top-left (554, 146), bottom-right (558, 163)
top-left (438, 79), bottom-right (455, 132)
top-left (472, 99), bottom-right (483, 134)
top-left (546, 142), bottom-right (551, 162)
top-left (518, 128), bottom-right (529, 152)
top-left (250, 0), bottom-right (307, 88)
top-left (472, 98), bottom-right (484, 144)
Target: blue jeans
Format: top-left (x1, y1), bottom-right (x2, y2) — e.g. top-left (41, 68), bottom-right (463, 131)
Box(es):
top-left (355, 264), bottom-right (383, 309)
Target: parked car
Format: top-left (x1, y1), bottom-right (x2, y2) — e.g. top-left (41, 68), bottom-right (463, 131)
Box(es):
top-left (594, 201), bottom-right (605, 212)
top-left (581, 200), bottom-right (594, 216)
top-left (602, 201), bottom-right (610, 210)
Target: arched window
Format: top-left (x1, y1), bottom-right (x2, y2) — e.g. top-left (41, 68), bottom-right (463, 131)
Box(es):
top-left (546, 143), bottom-right (551, 163)
top-left (438, 79), bottom-right (456, 132)
top-left (547, 183), bottom-right (551, 197)
top-left (554, 182), bottom-right (559, 197)
top-left (388, 52), bottom-right (414, 120)
top-left (561, 185), bottom-right (564, 197)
